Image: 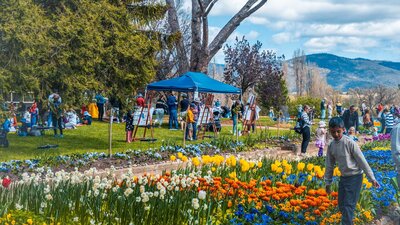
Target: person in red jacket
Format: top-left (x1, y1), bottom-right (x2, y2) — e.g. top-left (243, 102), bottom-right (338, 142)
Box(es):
top-left (136, 93), bottom-right (145, 107)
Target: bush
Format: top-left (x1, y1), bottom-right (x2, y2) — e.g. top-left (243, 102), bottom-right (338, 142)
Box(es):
top-left (287, 96), bottom-right (321, 117)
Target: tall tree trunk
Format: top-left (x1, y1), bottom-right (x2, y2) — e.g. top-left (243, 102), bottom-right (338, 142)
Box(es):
top-left (188, 0), bottom-right (268, 73)
top-left (166, 0), bottom-right (189, 75)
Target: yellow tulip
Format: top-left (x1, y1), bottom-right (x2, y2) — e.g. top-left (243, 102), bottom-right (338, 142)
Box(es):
top-left (27, 219), bottom-right (33, 225)
top-left (170, 155), bottom-right (176, 161)
top-left (257, 161), bottom-right (262, 168)
top-left (297, 162), bottom-right (305, 171)
top-left (177, 152), bottom-right (183, 159)
top-left (192, 157), bottom-right (201, 167)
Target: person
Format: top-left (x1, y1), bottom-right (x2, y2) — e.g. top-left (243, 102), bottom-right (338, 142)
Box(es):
top-left (155, 97), bottom-right (167, 127)
top-left (185, 103), bottom-right (195, 141)
top-left (336, 102), bottom-right (343, 116)
top-left (0, 118), bottom-right (10, 147)
top-left (268, 107), bottom-right (275, 119)
top-left (297, 104), bottom-right (303, 118)
top-left (83, 111), bottom-right (92, 125)
top-left (179, 94), bottom-right (190, 130)
top-left (191, 97), bottom-right (201, 140)
top-left (231, 100), bottom-right (243, 135)
top-left (95, 92), bottom-right (105, 121)
top-left (347, 127), bottom-right (358, 142)
top-left (372, 127), bottom-right (379, 138)
top-left (167, 92), bottom-right (178, 130)
top-left (320, 98), bottom-right (326, 120)
top-left (324, 117), bottom-right (380, 225)
top-left (125, 110), bottom-right (134, 143)
top-left (29, 100), bottom-right (39, 128)
top-left (136, 93), bottom-right (145, 108)
top-left (342, 105), bottom-right (359, 133)
top-left (362, 109), bottom-right (373, 129)
top-left (48, 93), bottom-right (63, 137)
top-left (109, 95), bottom-right (122, 123)
top-left (299, 105), bottom-right (312, 156)
top-left (315, 121), bottom-right (327, 157)
top-left (23, 107), bottom-right (31, 128)
top-left (64, 109), bottom-right (78, 129)
top-left (80, 103), bottom-right (87, 117)
top-left (376, 103), bottom-right (384, 117)
top-left (215, 99), bottom-right (221, 107)
top-left (391, 113), bottom-right (400, 188)
top-left (361, 101), bottom-right (367, 116)
top-left (384, 109), bottom-right (395, 134)
top-left (88, 99), bottom-right (99, 120)
top-left (327, 101), bottom-right (333, 119)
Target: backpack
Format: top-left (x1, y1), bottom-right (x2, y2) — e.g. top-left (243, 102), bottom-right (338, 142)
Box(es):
top-left (294, 118), bottom-right (304, 134)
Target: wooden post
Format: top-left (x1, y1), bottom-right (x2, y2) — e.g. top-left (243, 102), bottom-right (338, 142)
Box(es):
top-left (183, 121), bottom-right (186, 147)
top-left (108, 108), bottom-right (113, 157)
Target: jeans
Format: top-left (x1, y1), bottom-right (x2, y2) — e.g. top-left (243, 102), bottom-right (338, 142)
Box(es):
top-left (97, 103), bottom-right (104, 121)
top-left (52, 114), bottom-right (63, 135)
top-left (232, 114), bottom-right (238, 134)
top-left (321, 109), bottom-right (326, 120)
top-left (301, 126), bottom-right (310, 153)
top-left (47, 114), bottom-right (52, 127)
top-left (169, 109), bottom-right (178, 129)
top-left (31, 113), bottom-right (37, 128)
top-left (339, 174), bottom-right (363, 225)
top-left (192, 122), bottom-right (197, 140)
top-left (155, 108), bottom-right (164, 126)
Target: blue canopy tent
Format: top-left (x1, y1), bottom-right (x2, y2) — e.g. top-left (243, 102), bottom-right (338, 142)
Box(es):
top-left (146, 71), bottom-right (241, 94)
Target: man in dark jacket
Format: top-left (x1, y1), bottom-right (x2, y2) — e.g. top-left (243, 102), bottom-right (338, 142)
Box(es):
top-left (342, 105), bottom-right (359, 133)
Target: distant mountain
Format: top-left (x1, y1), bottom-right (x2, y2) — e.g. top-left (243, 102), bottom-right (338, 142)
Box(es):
top-left (305, 53), bottom-right (400, 91)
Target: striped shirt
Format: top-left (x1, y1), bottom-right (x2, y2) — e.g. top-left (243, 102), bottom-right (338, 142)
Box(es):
top-left (386, 113), bottom-right (395, 128)
top-left (301, 112), bottom-right (312, 128)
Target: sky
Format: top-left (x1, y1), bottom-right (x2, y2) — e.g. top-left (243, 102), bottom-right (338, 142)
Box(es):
top-left (182, 0), bottom-right (400, 63)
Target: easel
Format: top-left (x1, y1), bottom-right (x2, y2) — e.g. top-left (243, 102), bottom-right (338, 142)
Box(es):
top-left (197, 94), bottom-right (218, 140)
top-left (132, 91), bottom-right (156, 142)
top-left (242, 96), bottom-right (261, 135)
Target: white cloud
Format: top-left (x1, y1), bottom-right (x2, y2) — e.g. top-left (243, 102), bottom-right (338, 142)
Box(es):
top-left (304, 36), bottom-right (379, 54)
top-left (272, 32), bottom-right (292, 44)
top-left (246, 30), bottom-right (260, 40)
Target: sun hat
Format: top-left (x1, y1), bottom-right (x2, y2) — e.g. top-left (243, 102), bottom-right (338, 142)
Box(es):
top-left (318, 121), bottom-right (326, 128)
top-left (194, 97), bottom-right (201, 103)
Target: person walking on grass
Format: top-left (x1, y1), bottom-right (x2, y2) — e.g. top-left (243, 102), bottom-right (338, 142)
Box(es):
top-left (299, 105), bottom-right (312, 156)
top-left (167, 92), bottom-right (179, 130)
top-left (324, 117), bottom-right (380, 225)
top-left (95, 92), bottom-right (105, 121)
top-left (185, 103), bottom-right (195, 141)
top-left (125, 110), bottom-right (134, 143)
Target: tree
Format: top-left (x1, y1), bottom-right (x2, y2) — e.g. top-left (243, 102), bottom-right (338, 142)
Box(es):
top-left (166, 0), bottom-right (269, 73)
top-left (292, 49), bottom-right (306, 96)
top-left (256, 51), bottom-right (288, 110)
top-left (0, 0), bottom-right (167, 110)
top-left (223, 37), bottom-right (264, 94)
top-left (223, 36), bottom-right (287, 109)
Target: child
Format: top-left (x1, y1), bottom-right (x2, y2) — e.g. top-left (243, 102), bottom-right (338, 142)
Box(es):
top-left (83, 111), bottom-right (92, 125)
top-left (315, 121), bottom-right (327, 157)
top-left (125, 110), bottom-right (134, 143)
top-left (324, 117), bottom-right (380, 225)
top-left (347, 127), bottom-right (358, 142)
top-left (185, 104), bottom-right (195, 141)
top-left (372, 127), bottom-right (378, 137)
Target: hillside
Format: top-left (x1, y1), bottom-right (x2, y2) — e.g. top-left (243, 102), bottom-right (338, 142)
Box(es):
top-left (305, 53), bottom-right (400, 91)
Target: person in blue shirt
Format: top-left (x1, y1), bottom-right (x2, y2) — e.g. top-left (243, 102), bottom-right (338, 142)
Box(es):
top-left (167, 92), bottom-right (179, 130)
top-left (95, 92), bottom-right (105, 121)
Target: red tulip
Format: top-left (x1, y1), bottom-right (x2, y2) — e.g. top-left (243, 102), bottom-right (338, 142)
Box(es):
top-left (2, 177), bottom-right (11, 188)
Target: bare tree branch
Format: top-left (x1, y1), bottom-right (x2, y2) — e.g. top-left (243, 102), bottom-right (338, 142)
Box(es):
top-left (208, 0), bottom-right (268, 58)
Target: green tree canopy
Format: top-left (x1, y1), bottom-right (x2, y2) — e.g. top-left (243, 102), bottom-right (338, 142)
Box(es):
top-left (0, 0), bottom-right (167, 110)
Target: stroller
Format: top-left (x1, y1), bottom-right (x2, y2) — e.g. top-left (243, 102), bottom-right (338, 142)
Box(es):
top-left (0, 119), bottom-right (10, 147)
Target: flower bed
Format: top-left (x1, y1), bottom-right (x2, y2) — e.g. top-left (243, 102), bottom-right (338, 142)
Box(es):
top-left (0, 147), bottom-right (396, 225)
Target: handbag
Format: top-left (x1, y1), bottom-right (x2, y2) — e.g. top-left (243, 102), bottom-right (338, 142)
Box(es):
top-left (294, 118), bottom-right (304, 134)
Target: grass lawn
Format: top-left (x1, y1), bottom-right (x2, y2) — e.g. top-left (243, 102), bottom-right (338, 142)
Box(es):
top-left (1, 117), bottom-right (304, 162)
